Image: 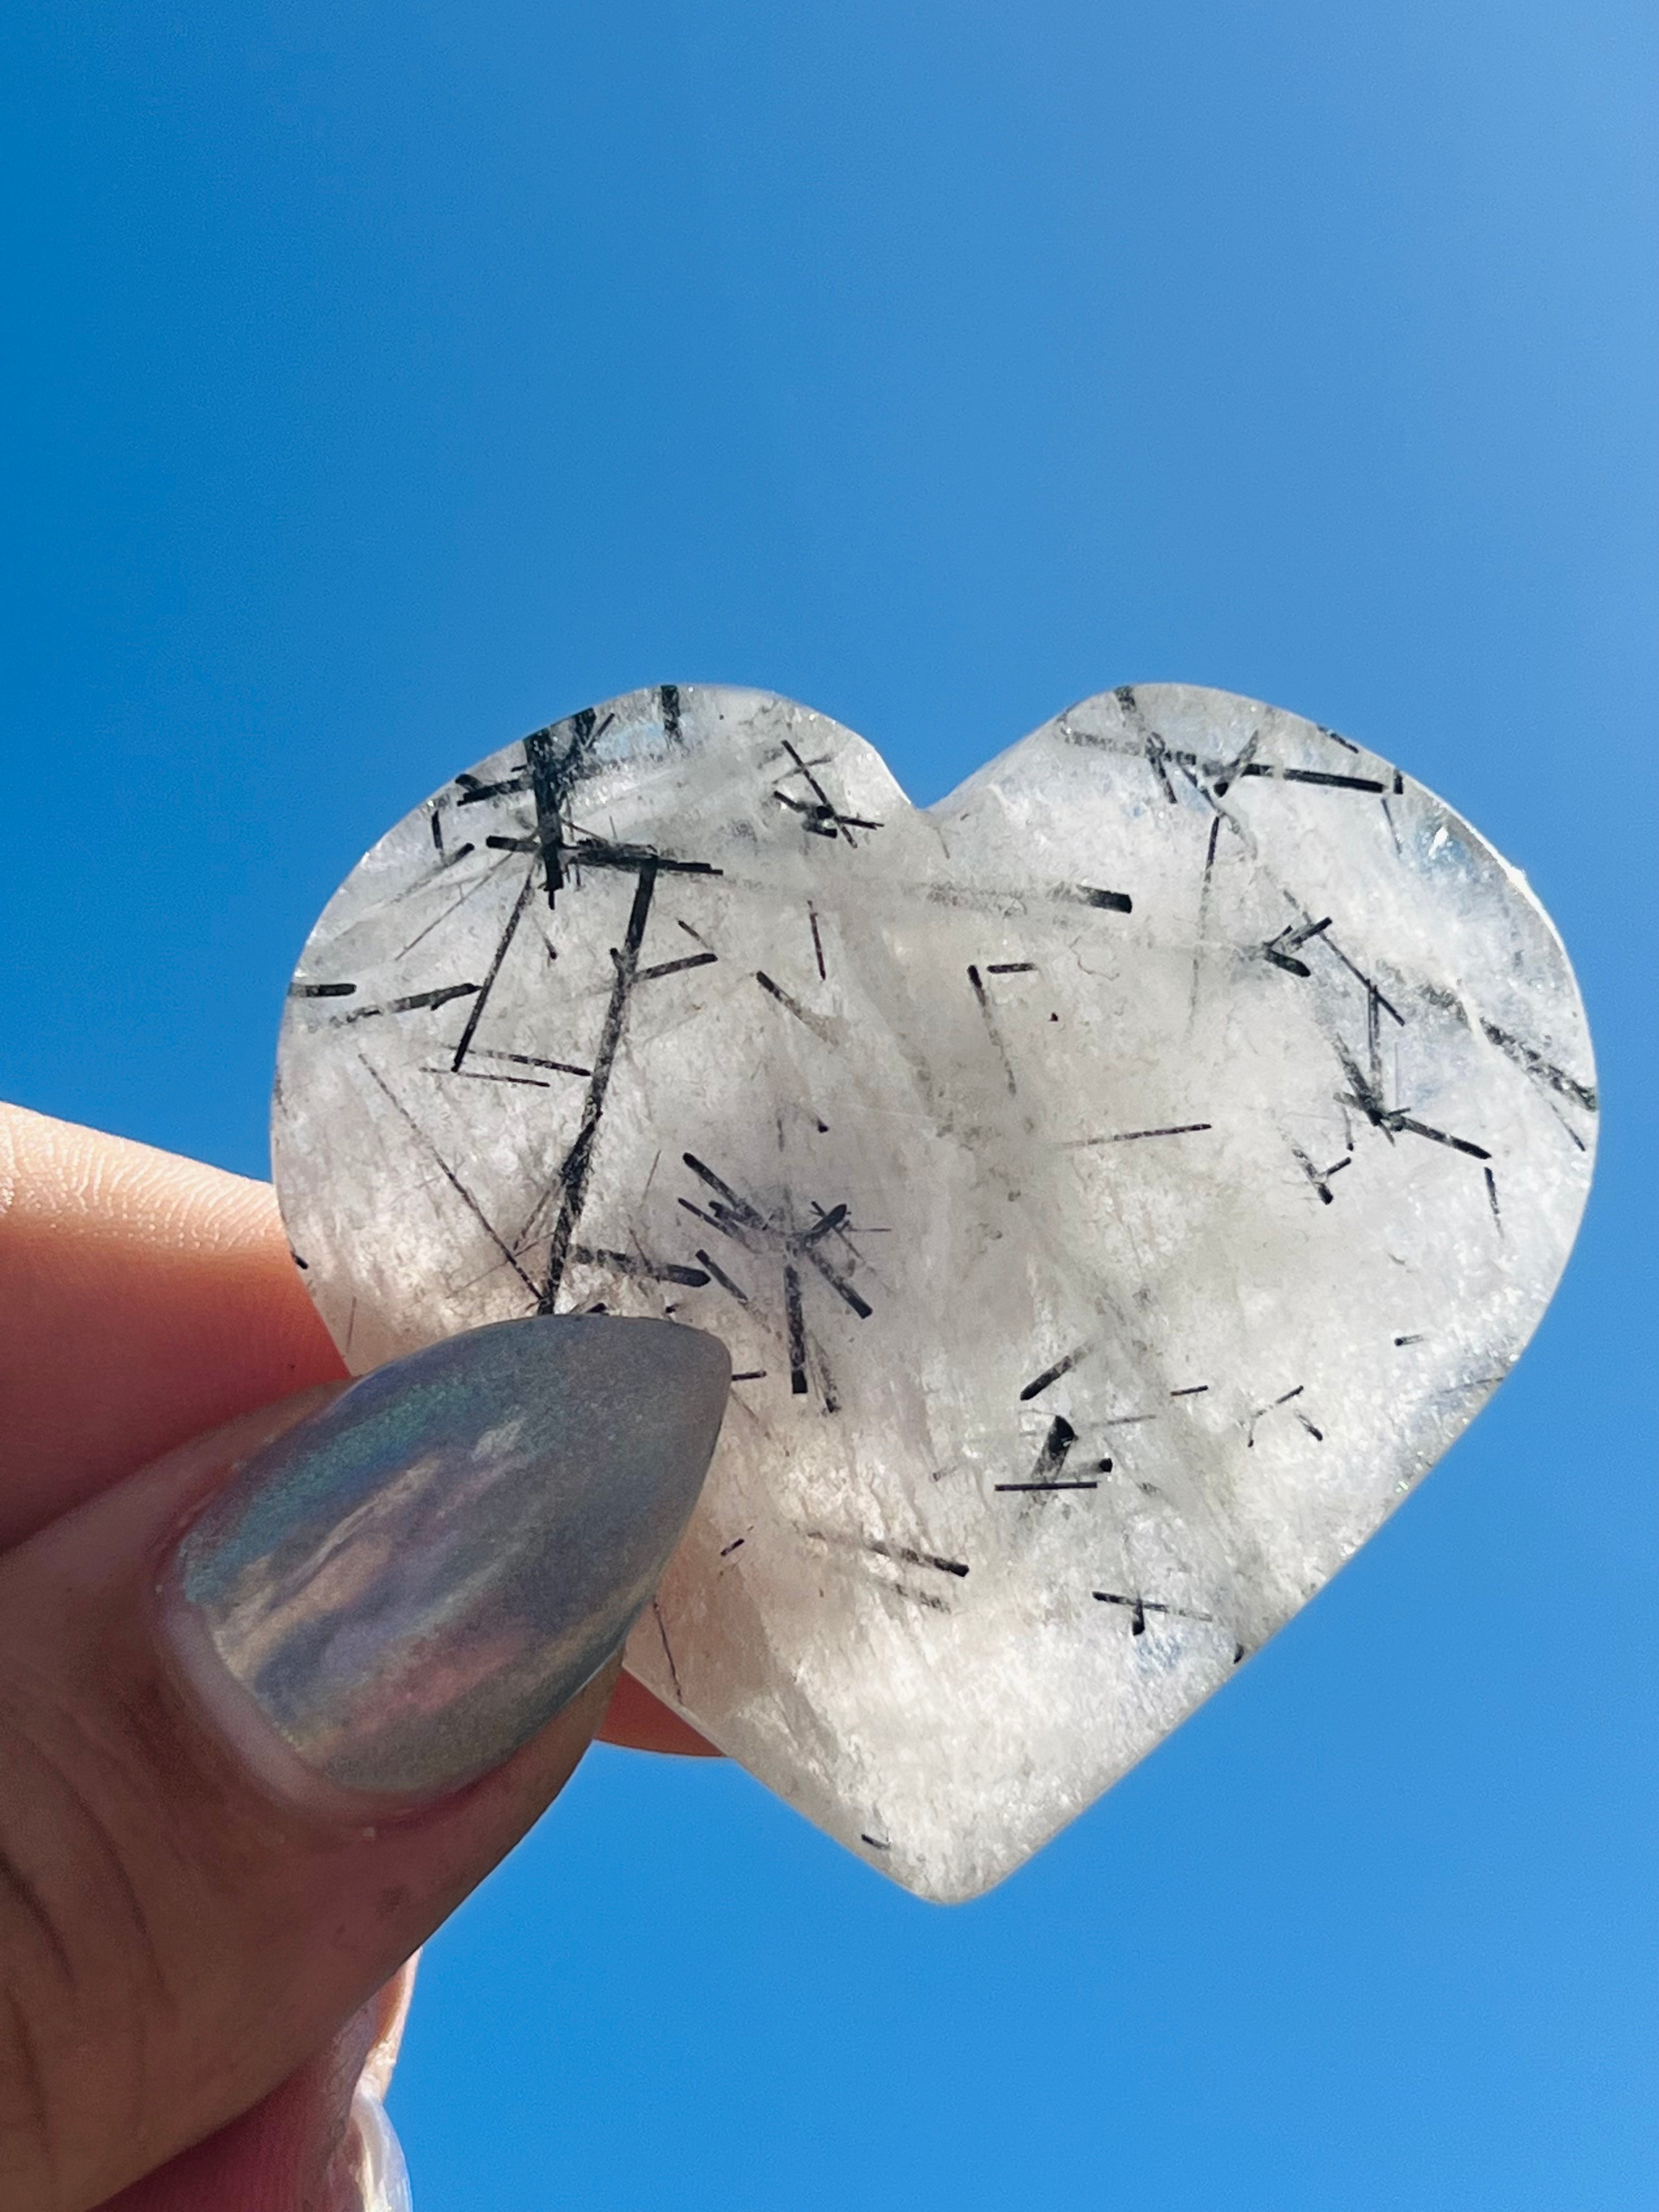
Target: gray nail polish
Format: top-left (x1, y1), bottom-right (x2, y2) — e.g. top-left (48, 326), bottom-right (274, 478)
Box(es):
top-left (165, 1317), bottom-right (730, 1801)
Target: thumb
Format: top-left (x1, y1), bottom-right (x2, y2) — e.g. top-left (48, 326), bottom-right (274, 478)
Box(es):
top-left (0, 1314), bottom-right (729, 2212)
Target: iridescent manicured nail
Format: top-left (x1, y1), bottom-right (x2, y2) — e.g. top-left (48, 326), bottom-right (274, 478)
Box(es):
top-left (162, 1316), bottom-right (729, 1803)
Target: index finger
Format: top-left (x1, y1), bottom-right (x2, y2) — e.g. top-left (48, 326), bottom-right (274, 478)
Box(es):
top-left (0, 1101), bottom-right (345, 1547)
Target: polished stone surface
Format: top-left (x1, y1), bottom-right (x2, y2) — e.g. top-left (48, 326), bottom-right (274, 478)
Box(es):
top-left (273, 684), bottom-right (1595, 1897)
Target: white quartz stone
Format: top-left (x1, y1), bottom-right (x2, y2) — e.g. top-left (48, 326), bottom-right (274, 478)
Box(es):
top-left (272, 684), bottom-right (1596, 1901)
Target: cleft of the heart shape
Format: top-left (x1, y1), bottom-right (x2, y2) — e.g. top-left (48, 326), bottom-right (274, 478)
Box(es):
top-left (273, 683), bottom-right (1595, 1900)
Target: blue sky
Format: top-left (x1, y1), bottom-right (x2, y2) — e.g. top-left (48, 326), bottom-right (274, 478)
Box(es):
top-left (3, 3), bottom-right (1655, 2205)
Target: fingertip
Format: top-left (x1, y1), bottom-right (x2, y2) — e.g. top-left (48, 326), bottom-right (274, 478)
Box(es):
top-left (162, 1317), bottom-right (725, 1805)
top-left (598, 1667), bottom-right (723, 1757)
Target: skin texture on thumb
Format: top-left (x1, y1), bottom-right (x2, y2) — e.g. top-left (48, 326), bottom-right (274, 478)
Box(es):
top-left (89, 1961), bottom-right (417, 2212)
top-left (93, 1973), bottom-right (394, 2212)
top-left (0, 1316), bottom-right (727, 2212)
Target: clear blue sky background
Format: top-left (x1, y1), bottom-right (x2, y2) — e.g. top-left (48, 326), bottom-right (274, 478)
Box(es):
top-left (4, 4), bottom-right (1655, 2205)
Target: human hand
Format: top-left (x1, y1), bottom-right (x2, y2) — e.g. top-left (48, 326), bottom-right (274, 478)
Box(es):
top-left (0, 1102), bottom-right (726, 2211)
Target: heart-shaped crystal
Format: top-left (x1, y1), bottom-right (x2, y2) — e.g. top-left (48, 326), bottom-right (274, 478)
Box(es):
top-left (273, 684), bottom-right (1595, 1900)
